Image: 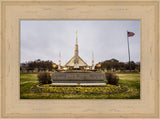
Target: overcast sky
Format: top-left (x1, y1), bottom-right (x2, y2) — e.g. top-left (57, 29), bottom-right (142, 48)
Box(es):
top-left (20, 20), bottom-right (140, 65)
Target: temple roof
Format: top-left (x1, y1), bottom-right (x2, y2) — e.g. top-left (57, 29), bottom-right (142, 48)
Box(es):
top-left (65, 56), bottom-right (88, 67)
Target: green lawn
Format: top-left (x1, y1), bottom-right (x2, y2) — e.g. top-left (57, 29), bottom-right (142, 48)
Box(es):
top-left (20, 73), bottom-right (140, 99)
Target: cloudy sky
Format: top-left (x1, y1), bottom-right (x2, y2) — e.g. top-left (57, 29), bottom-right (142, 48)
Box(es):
top-left (20, 20), bottom-right (140, 65)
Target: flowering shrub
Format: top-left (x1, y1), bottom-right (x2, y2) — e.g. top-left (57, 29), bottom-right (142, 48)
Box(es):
top-left (38, 73), bottom-right (52, 84)
top-left (105, 73), bottom-right (119, 85)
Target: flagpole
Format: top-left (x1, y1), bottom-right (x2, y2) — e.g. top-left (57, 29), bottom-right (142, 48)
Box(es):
top-left (127, 31), bottom-right (131, 72)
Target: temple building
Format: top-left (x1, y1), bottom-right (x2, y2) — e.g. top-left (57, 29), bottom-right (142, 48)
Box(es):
top-left (58, 30), bottom-right (94, 70)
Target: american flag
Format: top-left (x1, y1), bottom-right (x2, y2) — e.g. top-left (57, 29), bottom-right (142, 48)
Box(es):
top-left (128, 31), bottom-right (135, 37)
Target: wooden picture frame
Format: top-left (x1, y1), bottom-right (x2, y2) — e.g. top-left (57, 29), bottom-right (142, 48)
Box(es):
top-left (0, 0), bottom-right (159, 118)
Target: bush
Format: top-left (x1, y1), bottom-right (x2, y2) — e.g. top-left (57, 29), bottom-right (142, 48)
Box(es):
top-left (38, 73), bottom-right (52, 84)
top-left (105, 73), bottom-right (119, 85)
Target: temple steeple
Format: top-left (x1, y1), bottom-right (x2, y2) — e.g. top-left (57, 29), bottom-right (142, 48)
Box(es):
top-left (75, 30), bottom-right (79, 56)
top-left (65, 30), bottom-right (88, 69)
top-left (74, 30), bottom-right (79, 68)
top-left (58, 51), bottom-right (61, 70)
top-left (92, 52), bottom-right (95, 70)
top-left (76, 30), bottom-right (78, 44)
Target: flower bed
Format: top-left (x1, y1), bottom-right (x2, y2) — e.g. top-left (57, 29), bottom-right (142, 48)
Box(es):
top-left (41, 84), bottom-right (108, 87)
top-left (31, 84), bottom-right (128, 94)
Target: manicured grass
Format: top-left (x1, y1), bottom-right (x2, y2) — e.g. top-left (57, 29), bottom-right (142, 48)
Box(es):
top-left (117, 73), bottom-right (140, 99)
top-left (20, 73), bottom-right (140, 99)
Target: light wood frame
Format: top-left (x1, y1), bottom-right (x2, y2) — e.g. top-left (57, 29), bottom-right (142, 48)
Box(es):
top-left (0, 0), bottom-right (159, 118)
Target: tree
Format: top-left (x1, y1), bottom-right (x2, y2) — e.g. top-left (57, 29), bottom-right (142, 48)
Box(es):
top-left (21, 59), bottom-right (57, 72)
top-left (100, 58), bottom-right (119, 72)
top-left (95, 59), bottom-right (140, 72)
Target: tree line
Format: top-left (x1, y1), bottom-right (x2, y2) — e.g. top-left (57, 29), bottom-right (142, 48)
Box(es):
top-left (20, 58), bottom-right (140, 73)
top-left (20, 59), bottom-right (57, 72)
top-left (95, 58), bottom-right (140, 72)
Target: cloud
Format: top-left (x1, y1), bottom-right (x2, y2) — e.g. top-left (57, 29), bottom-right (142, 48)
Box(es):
top-left (20, 20), bottom-right (140, 65)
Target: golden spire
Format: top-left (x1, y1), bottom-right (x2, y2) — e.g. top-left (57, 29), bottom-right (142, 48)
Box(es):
top-left (76, 30), bottom-right (78, 44)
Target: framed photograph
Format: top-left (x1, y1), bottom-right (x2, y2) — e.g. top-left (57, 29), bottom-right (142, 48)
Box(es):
top-left (0, 0), bottom-right (159, 118)
top-left (20, 20), bottom-right (140, 99)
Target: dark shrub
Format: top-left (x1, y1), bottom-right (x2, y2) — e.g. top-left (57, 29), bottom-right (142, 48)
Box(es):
top-left (38, 73), bottom-right (52, 84)
top-left (105, 73), bottom-right (119, 85)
